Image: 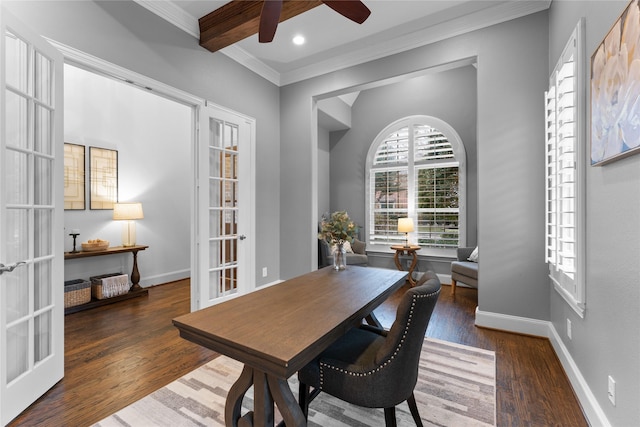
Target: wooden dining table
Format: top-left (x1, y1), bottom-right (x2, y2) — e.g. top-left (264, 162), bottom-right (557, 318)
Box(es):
top-left (172, 265), bottom-right (407, 427)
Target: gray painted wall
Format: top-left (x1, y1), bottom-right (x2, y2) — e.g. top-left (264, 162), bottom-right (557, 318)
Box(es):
top-left (325, 65), bottom-right (478, 278)
top-left (281, 11), bottom-right (550, 322)
top-left (548, 1), bottom-right (640, 424)
top-left (6, 0), bottom-right (281, 286)
top-left (317, 126), bottom-right (330, 219)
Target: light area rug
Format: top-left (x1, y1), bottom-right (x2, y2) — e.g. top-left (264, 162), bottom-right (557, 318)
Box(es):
top-left (94, 337), bottom-right (495, 427)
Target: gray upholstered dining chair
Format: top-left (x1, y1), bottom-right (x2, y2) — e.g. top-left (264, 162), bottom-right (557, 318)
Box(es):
top-left (297, 271), bottom-right (441, 427)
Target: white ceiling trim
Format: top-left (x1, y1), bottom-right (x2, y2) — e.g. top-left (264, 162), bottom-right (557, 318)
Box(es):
top-left (134, 0), bottom-right (550, 87)
top-left (221, 46), bottom-right (282, 86)
top-left (134, 0), bottom-right (200, 39)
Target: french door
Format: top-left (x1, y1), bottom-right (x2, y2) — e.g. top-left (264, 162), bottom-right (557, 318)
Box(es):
top-left (193, 102), bottom-right (255, 310)
top-left (0, 7), bottom-right (64, 425)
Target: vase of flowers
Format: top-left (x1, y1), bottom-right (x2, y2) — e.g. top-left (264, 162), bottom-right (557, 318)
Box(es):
top-left (319, 211), bottom-right (358, 271)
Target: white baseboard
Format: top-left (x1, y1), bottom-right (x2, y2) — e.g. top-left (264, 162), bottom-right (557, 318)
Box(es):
top-left (547, 324), bottom-right (612, 427)
top-left (140, 269), bottom-right (190, 287)
top-left (475, 308), bottom-right (611, 427)
top-left (475, 307), bottom-right (550, 336)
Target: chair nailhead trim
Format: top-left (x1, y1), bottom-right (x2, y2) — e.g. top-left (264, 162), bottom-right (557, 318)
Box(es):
top-left (319, 288), bottom-right (440, 387)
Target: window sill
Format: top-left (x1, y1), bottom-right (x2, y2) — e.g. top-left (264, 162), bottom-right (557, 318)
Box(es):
top-left (551, 275), bottom-right (585, 318)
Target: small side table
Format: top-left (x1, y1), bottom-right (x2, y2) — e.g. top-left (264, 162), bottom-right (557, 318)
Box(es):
top-left (391, 245), bottom-right (421, 286)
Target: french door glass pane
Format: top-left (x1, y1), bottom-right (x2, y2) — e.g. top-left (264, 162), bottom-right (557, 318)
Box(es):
top-left (6, 90), bottom-right (28, 149)
top-left (5, 31), bottom-right (28, 92)
top-left (209, 178), bottom-right (221, 207)
top-left (34, 51), bottom-right (52, 105)
top-left (5, 149), bottom-right (29, 205)
top-left (209, 270), bottom-right (220, 297)
top-left (35, 105), bottom-right (52, 155)
top-left (6, 208), bottom-right (29, 263)
top-left (34, 209), bottom-right (52, 257)
top-left (209, 149), bottom-right (221, 176)
top-left (34, 312), bottom-right (52, 363)
top-left (35, 156), bottom-right (52, 205)
top-left (34, 259), bottom-right (52, 310)
top-left (6, 266), bottom-right (29, 323)
top-left (7, 322), bottom-right (29, 383)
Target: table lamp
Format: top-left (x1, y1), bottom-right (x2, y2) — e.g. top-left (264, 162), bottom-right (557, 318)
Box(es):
top-left (398, 217), bottom-right (414, 248)
top-left (113, 202), bottom-right (144, 247)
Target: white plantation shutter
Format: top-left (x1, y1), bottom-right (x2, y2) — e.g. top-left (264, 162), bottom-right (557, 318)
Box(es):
top-left (368, 118), bottom-right (463, 250)
top-left (545, 19), bottom-right (585, 316)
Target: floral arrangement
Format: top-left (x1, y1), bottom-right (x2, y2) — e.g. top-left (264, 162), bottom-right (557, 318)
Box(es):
top-left (319, 211), bottom-right (358, 245)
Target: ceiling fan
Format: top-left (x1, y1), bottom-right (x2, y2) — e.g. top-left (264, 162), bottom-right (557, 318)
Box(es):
top-left (259, 0), bottom-right (371, 43)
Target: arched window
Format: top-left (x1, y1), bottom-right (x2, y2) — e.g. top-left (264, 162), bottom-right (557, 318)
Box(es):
top-left (365, 116), bottom-right (466, 254)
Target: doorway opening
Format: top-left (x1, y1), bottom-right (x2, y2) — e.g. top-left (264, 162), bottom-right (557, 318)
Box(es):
top-left (63, 63), bottom-right (193, 291)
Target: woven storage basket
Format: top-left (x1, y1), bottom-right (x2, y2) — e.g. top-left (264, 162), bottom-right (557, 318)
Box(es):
top-left (90, 273), bottom-right (130, 299)
top-left (64, 279), bottom-right (91, 308)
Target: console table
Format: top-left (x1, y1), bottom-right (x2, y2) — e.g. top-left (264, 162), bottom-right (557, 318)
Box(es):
top-left (64, 245), bottom-right (149, 314)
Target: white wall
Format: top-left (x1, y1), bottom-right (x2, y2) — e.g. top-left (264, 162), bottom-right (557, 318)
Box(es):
top-left (548, 1), bottom-right (640, 425)
top-left (63, 64), bottom-right (191, 287)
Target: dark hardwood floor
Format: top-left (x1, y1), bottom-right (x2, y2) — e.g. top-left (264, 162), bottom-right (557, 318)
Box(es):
top-left (10, 278), bottom-right (587, 426)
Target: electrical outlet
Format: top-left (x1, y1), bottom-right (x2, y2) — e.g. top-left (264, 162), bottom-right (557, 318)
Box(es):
top-left (608, 376), bottom-right (616, 406)
top-left (566, 319), bottom-right (572, 340)
top-left (262, 267), bottom-right (268, 278)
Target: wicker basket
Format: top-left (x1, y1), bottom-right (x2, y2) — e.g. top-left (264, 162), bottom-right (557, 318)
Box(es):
top-left (90, 273), bottom-right (130, 299)
top-left (64, 279), bottom-right (91, 308)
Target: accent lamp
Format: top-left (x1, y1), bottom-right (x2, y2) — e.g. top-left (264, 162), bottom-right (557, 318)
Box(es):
top-left (397, 217), bottom-right (414, 248)
top-left (113, 202), bottom-right (144, 247)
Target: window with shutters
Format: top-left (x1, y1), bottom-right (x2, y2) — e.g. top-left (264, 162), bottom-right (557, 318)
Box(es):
top-left (366, 116), bottom-right (466, 256)
top-left (545, 19), bottom-right (585, 317)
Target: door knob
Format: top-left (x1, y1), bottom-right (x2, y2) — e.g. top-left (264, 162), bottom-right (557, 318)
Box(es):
top-left (0, 261), bottom-right (27, 275)
top-left (238, 235), bottom-right (247, 240)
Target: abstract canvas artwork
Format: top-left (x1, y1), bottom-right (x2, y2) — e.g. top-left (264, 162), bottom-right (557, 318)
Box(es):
top-left (591, 0), bottom-right (640, 165)
top-left (89, 147), bottom-right (118, 209)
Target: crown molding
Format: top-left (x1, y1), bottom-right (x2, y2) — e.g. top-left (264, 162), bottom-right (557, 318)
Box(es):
top-left (135, 0), bottom-right (551, 87)
top-left (134, 0), bottom-right (200, 39)
top-left (220, 45), bottom-right (282, 86)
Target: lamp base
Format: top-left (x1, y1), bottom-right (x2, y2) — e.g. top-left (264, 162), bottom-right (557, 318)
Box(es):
top-left (121, 220), bottom-right (137, 247)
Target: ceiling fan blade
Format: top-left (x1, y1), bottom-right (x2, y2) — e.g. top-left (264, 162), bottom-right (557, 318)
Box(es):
top-left (259, 0), bottom-right (283, 43)
top-left (322, 0), bottom-right (371, 24)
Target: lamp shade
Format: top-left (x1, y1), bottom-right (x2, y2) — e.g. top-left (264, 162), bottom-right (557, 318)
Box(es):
top-left (113, 202), bottom-right (144, 220)
top-left (397, 217), bottom-right (414, 233)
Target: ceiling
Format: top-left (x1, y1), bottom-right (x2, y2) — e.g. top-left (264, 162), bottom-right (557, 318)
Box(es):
top-left (135, 0), bottom-right (550, 86)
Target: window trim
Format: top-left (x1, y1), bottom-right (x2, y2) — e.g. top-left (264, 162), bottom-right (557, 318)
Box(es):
top-left (545, 19), bottom-right (586, 317)
top-left (365, 115), bottom-right (467, 257)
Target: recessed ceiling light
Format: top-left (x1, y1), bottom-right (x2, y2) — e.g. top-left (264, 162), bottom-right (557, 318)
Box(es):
top-left (292, 35), bottom-right (305, 45)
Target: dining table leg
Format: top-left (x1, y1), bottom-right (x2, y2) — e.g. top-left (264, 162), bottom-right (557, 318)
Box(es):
top-left (225, 365), bottom-right (306, 427)
top-left (226, 365), bottom-right (254, 426)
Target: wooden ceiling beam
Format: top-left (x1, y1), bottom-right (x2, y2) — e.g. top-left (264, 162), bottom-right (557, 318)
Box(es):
top-left (199, 0), bottom-right (323, 52)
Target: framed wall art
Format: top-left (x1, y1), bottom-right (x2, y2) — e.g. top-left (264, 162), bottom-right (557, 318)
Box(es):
top-left (89, 147), bottom-right (118, 209)
top-left (63, 143), bottom-right (85, 210)
top-left (591, 0), bottom-right (640, 165)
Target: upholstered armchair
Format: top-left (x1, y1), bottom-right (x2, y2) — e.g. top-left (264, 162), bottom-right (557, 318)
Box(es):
top-left (318, 238), bottom-right (368, 268)
top-left (298, 271), bottom-right (441, 426)
top-left (450, 246), bottom-right (478, 295)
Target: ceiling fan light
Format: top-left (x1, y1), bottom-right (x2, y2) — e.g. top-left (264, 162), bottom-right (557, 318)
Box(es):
top-left (293, 35), bottom-right (306, 45)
